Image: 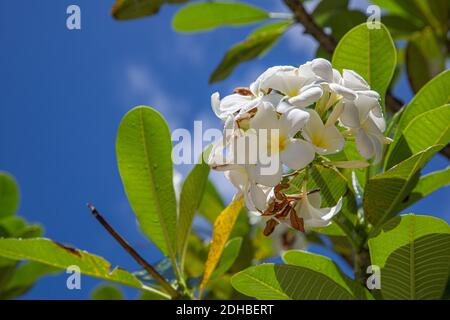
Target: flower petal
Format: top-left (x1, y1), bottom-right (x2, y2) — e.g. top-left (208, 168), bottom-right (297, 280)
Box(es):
top-left (311, 58), bottom-right (334, 82)
top-left (288, 85), bottom-right (323, 108)
top-left (280, 139), bottom-right (315, 170)
top-left (247, 162), bottom-right (283, 187)
top-left (249, 183), bottom-right (270, 212)
top-left (356, 129), bottom-right (375, 159)
top-left (317, 125), bottom-right (345, 154)
top-left (343, 69), bottom-right (370, 90)
top-left (340, 102), bottom-right (360, 128)
top-left (249, 102), bottom-right (279, 130)
top-left (281, 108), bottom-right (310, 137)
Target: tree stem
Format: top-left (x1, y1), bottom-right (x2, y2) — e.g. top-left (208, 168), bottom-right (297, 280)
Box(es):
top-left (87, 203), bottom-right (179, 299)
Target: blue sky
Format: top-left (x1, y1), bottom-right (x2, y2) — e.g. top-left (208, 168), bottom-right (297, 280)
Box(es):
top-left (0, 0), bottom-right (448, 299)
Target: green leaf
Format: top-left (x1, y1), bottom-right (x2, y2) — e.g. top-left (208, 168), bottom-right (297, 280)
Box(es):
top-left (198, 180), bottom-right (225, 224)
top-left (370, 0), bottom-right (426, 24)
top-left (369, 214), bottom-right (450, 299)
top-left (0, 172), bottom-right (19, 218)
top-left (112, 0), bottom-right (189, 20)
top-left (178, 155), bottom-right (210, 269)
top-left (325, 10), bottom-right (367, 40)
top-left (0, 216), bottom-right (43, 239)
top-left (332, 23), bottom-right (396, 108)
top-left (395, 69), bottom-right (450, 137)
top-left (116, 106), bottom-right (177, 260)
top-left (312, 0), bottom-right (349, 26)
top-left (212, 237), bottom-right (242, 278)
top-left (231, 263), bottom-right (354, 300)
top-left (406, 28), bottom-right (446, 93)
top-left (91, 284), bottom-right (124, 300)
top-left (172, 1), bottom-right (268, 32)
top-left (365, 145), bottom-right (442, 229)
top-left (0, 261), bottom-right (58, 299)
top-left (397, 166), bottom-right (450, 212)
top-left (209, 21), bottom-right (291, 83)
top-left (0, 238), bottom-right (144, 289)
top-left (382, 15), bottom-right (424, 39)
top-left (283, 250), bottom-right (369, 299)
top-left (386, 104), bottom-right (450, 168)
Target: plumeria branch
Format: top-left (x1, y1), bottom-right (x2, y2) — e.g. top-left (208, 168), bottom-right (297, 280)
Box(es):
top-left (282, 0), bottom-right (450, 159)
top-left (87, 203), bottom-right (179, 299)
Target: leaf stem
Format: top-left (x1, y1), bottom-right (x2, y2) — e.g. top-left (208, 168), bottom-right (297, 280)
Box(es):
top-left (87, 203), bottom-right (179, 299)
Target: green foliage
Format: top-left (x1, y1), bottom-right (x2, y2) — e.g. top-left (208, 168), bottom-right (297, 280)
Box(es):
top-left (0, 262), bottom-right (58, 300)
top-left (369, 215), bottom-right (450, 299)
top-left (116, 106), bottom-right (178, 260)
top-left (198, 180), bottom-right (225, 224)
top-left (393, 70), bottom-right (450, 145)
top-left (406, 28), bottom-right (446, 93)
top-left (365, 145), bottom-right (442, 229)
top-left (178, 154), bottom-right (210, 269)
top-left (212, 237), bottom-right (242, 278)
top-left (0, 238), bottom-right (145, 289)
top-left (386, 104), bottom-right (450, 167)
top-left (91, 284), bottom-right (124, 300)
top-left (231, 263), bottom-right (354, 300)
top-left (0, 172), bottom-right (19, 218)
top-left (172, 2), bottom-right (268, 32)
top-left (332, 23), bottom-right (397, 108)
top-left (397, 167), bottom-right (450, 212)
top-left (112, 0), bottom-right (190, 20)
top-left (210, 21), bottom-right (291, 83)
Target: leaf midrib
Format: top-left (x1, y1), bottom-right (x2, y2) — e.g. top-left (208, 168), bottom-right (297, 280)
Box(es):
top-left (138, 109), bottom-right (175, 259)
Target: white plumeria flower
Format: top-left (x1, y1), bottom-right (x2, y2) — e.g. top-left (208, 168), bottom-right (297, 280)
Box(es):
top-left (212, 90), bottom-right (284, 121)
top-left (248, 102), bottom-right (315, 182)
top-left (310, 59), bottom-right (357, 102)
top-left (223, 165), bottom-right (271, 214)
top-left (354, 113), bottom-right (392, 164)
top-left (251, 65), bottom-right (323, 109)
top-left (293, 182), bottom-right (342, 228)
top-left (302, 109), bottom-right (345, 155)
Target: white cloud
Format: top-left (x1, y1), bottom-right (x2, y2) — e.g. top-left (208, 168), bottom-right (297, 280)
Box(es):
top-left (122, 64), bottom-right (192, 129)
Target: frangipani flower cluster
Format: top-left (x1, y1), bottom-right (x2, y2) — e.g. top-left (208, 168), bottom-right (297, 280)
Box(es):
top-left (209, 59), bottom-right (391, 236)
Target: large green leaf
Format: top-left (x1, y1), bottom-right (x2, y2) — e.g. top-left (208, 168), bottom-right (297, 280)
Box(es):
top-left (332, 23), bottom-right (396, 107)
top-left (386, 104), bottom-right (450, 168)
top-left (369, 214), bottom-right (450, 299)
top-left (0, 172), bottom-right (19, 218)
top-left (212, 237), bottom-right (242, 278)
top-left (209, 21), bottom-right (291, 83)
top-left (172, 1), bottom-right (268, 32)
top-left (0, 238), bottom-right (144, 289)
top-left (112, 0), bottom-right (189, 20)
top-left (178, 156), bottom-right (210, 268)
top-left (198, 180), bottom-right (225, 224)
top-left (365, 145), bottom-right (442, 229)
top-left (397, 166), bottom-right (450, 212)
top-left (231, 263), bottom-right (354, 300)
top-left (396, 69), bottom-right (450, 137)
top-left (406, 28), bottom-right (446, 93)
top-left (282, 250), bottom-right (369, 299)
top-left (116, 106), bottom-right (177, 259)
